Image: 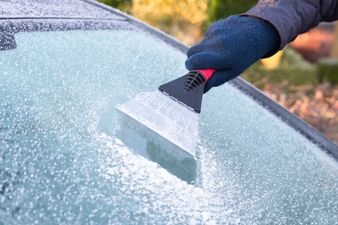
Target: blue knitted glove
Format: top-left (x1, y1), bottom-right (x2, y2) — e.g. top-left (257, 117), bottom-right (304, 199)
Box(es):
top-left (185, 15), bottom-right (280, 92)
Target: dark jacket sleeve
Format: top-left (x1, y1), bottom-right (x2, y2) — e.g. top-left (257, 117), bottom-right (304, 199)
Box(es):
top-left (244, 0), bottom-right (338, 49)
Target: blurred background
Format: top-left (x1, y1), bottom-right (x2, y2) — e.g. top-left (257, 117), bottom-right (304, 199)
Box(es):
top-left (99, 0), bottom-right (337, 143)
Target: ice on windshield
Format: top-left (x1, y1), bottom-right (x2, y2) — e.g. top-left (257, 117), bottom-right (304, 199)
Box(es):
top-left (0, 0), bottom-right (122, 19)
top-left (0, 30), bottom-right (337, 224)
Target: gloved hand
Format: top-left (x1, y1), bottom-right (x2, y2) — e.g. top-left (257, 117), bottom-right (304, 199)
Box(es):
top-left (185, 15), bottom-right (280, 92)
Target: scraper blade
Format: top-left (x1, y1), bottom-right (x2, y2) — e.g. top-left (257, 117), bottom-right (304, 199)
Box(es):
top-left (117, 91), bottom-right (199, 182)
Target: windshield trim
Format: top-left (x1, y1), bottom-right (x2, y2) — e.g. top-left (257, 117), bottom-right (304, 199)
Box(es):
top-left (0, 12), bottom-right (337, 159)
top-left (0, 19), bottom-right (133, 50)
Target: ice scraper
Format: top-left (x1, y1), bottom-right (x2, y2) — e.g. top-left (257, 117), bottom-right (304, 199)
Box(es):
top-left (116, 69), bottom-right (215, 183)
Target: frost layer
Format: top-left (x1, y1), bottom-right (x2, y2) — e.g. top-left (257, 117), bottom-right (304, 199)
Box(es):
top-left (0, 30), bottom-right (337, 225)
top-left (0, 0), bottom-right (122, 19)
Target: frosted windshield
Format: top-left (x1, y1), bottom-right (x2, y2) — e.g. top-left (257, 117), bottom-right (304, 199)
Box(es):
top-left (0, 30), bottom-right (337, 224)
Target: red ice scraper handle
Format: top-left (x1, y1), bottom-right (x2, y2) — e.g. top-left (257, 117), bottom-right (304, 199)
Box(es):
top-left (195, 68), bottom-right (216, 81)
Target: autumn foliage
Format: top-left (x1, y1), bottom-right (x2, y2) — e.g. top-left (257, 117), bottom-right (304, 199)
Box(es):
top-left (131, 0), bottom-right (208, 44)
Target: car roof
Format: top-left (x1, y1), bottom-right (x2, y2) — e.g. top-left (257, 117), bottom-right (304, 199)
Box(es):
top-left (0, 0), bottom-right (124, 20)
top-left (0, 0), bottom-right (337, 157)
